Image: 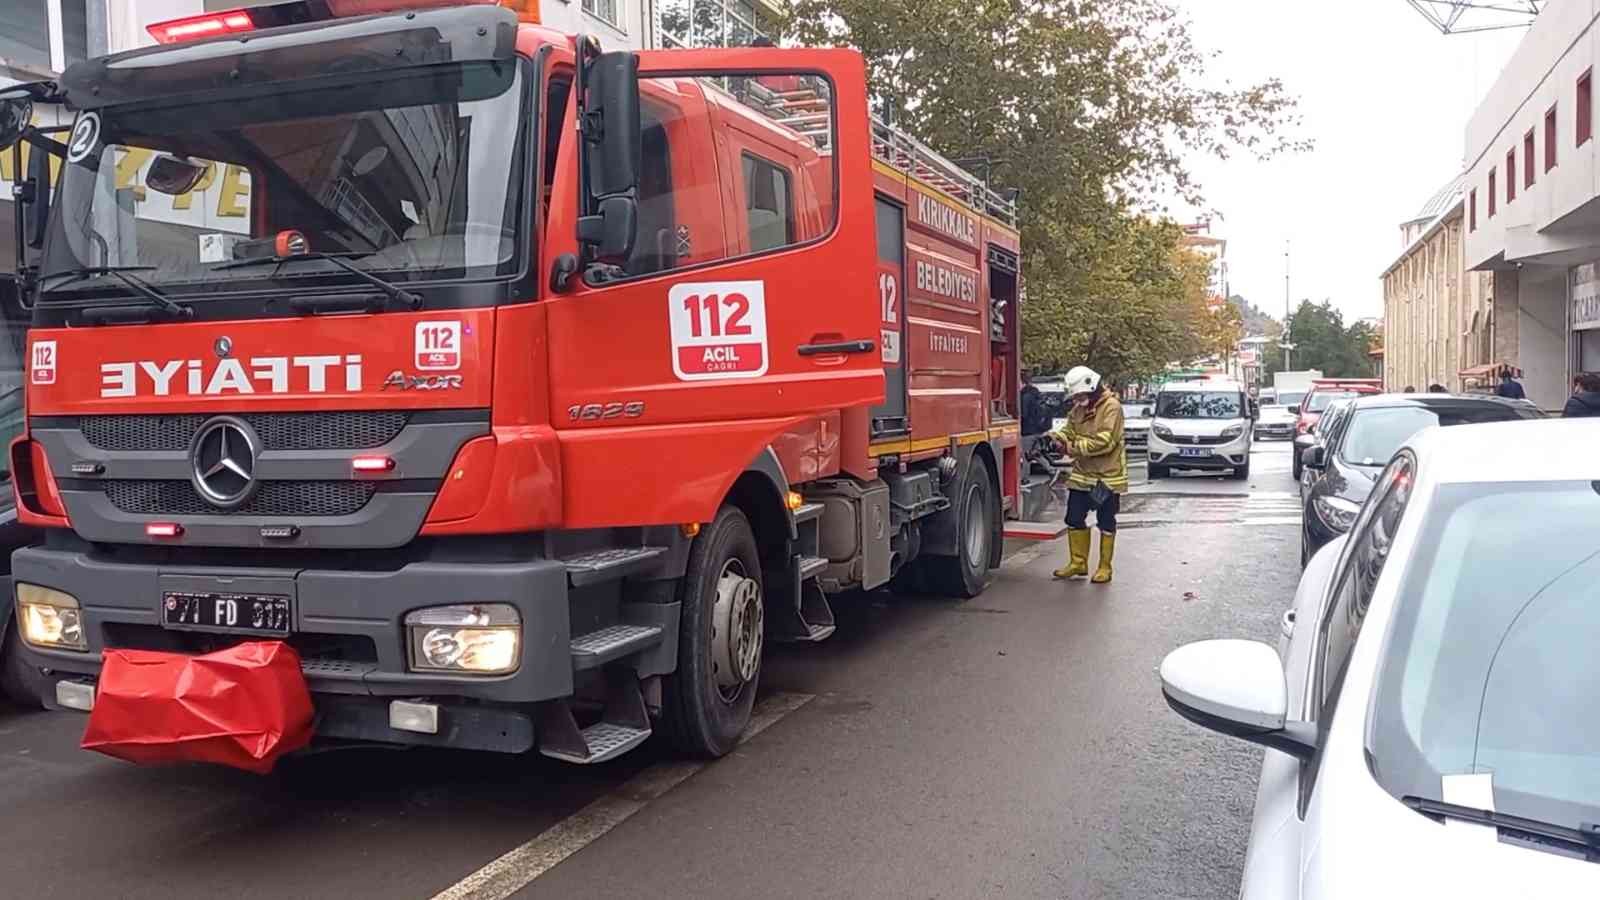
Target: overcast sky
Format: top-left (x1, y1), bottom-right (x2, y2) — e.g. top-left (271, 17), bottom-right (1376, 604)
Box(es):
top-left (1167, 0), bottom-right (1525, 325)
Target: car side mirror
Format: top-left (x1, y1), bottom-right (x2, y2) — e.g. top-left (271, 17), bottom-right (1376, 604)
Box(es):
top-left (1287, 405), bottom-right (1300, 415)
top-left (1301, 446), bottom-right (1326, 470)
top-left (577, 48), bottom-right (640, 266)
top-left (1160, 639), bottom-right (1315, 760)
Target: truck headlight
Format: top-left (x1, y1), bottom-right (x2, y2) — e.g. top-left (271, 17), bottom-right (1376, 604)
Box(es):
top-left (405, 603), bottom-right (520, 675)
top-left (16, 584), bottom-right (87, 652)
top-left (1221, 424), bottom-right (1244, 439)
top-left (1313, 496), bottom-right (1361, 532)
top-left (1152, 424), bottom-right (1174, 439)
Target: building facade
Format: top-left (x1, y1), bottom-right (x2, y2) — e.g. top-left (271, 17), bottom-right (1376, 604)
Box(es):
top-left (1460, 0), bottom-right (1600, 409)
top-left (1381, 179), bottom-right (1498, 394)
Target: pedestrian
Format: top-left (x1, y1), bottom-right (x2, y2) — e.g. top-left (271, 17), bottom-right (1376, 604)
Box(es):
top-left (1427, 383), bottom-right (1447, 393)
top-left (1563, 372), bottom-right (1600, 418)
top-left (1050, 365), bottom-right (1126, 584)
top-left (1495, 368), bottom-right (1527, 400)
top-left (1020, 369), bottom-right (1050, 437)
top-left (1402, 385), bottom-right (1417, 393)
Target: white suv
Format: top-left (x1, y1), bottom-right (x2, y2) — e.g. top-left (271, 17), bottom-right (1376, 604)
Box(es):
top-left (1148, 380), bottom-right (1254, 480)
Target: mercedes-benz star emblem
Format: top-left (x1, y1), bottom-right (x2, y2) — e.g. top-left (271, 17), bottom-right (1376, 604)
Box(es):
top-left (190, 417), bottom-right (259, 509)
top-left (214, 336), bottom-right (233, 358)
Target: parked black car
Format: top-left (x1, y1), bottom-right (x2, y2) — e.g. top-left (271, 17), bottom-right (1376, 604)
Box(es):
top-left (1300, 394), bottom-right (1541, 565)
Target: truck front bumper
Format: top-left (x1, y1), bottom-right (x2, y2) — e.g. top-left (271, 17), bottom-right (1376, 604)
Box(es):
top-left (10, 545), bottom-right (583, 753)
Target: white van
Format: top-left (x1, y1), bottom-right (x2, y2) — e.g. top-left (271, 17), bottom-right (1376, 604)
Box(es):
top-left (1148, 379), bottom-right (1254, 480)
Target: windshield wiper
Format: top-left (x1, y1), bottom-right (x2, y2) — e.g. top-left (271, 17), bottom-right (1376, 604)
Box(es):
top-left (1404, 796), bottom-right (1600, 861)
top-left (41, 266), bottom-right (193, 321)
top-left (214, 253), bottom-right (422, 311)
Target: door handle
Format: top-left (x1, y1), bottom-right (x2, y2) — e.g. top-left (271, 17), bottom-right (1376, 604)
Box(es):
top-left (798, 339), bottom-right (875, 356)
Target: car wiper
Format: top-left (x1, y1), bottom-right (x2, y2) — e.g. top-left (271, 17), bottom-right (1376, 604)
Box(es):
top-left (41, 266), bottom-right (193, 320)
top-left (214, 253), bottom-right (422, 310)
top-left (1403, 796), bottom-right (1600, 860)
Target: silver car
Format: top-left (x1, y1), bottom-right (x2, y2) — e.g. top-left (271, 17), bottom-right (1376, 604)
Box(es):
top-left (1161, 418), bottom-right (1600, 897)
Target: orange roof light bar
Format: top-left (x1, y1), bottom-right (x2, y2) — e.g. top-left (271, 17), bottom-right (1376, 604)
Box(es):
top-left (147, 9), bottom-right (256, 44)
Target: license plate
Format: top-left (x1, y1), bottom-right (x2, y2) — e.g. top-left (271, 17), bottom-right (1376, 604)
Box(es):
top-left (1179, 448), bottom-right (1209, 458)
top-left (163, 591), bottom-right (291, 635)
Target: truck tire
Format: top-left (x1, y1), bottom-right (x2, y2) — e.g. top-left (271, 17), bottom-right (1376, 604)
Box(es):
top-left (661, 505), bottom-right (763, 758)
top-left (925, 457), bottom-right (995, 599)
top-left (1231, 462), bottom-right (1251, 481)
top-left (1292, 455), bottom-right (1302, 482)
top-left (1, 618), bottom-right (40, 708)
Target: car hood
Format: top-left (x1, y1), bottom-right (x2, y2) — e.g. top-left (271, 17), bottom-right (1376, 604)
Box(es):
top-left (1124, 418), bottom-right (1151, 431)
top-left (1259, 411), bottom-right (1297, 425)
top-left (1153, 417), bottom-right (1245, 437)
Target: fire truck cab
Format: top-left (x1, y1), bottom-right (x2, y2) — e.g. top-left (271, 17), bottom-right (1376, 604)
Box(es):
top-left (0, 0), bottom-right (1022, 767)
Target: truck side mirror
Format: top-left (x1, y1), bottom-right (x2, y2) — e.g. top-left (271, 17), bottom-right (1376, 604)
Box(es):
top-left (577, 48), bottom-right (640, 265)
top-left (0, 96), bottom-right (30, 151)
top-left (23, 141), bottom-right (50, 250)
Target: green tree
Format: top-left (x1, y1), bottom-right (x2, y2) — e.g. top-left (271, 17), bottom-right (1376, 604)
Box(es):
top-left (1268, 300), bottom-right (1375, 378)
top-left (785, 0), bottom-right (1306, 384)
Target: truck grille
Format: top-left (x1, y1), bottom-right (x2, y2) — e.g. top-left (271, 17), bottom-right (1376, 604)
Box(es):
top-left (102, 480), bottom-right (377, 517)
top-left (80, 411), bottom-right (409, 452)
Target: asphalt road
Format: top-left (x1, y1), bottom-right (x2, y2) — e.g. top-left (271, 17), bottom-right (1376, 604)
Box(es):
top-left (0, 440), bottom-right (1303, 900)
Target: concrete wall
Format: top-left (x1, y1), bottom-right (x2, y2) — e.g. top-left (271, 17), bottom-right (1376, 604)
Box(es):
top-left (1519, 266), bottom-right (1570, 408)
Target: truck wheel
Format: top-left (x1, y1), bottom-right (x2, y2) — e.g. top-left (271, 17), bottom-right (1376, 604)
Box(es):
top-left (927, 458), bottom-right (995, 599)
top-left (1292, 456), bottom-right (1302, 482)
top-left (661, 505), bottom-right (763, 758)
top-left (1, 618), bottom-right (40, 708)
top-left (1231, 462), bottom-right (1251, 481)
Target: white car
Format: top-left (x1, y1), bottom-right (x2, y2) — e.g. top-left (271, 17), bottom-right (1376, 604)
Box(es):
top-left (1147, 379), bottom-right (1254, 480)
top-left (1254, 404), bottom-right (1297, 440)
top-left (1161, 418), bottom-right (1600, 898)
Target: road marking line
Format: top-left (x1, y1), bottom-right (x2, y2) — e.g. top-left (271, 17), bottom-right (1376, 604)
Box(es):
top-left (430, 692), bottom-right (814, 900)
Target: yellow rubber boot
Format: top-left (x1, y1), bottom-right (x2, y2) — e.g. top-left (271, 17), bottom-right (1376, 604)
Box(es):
top-left (1053, 529), bottom-right (1092, 579)
top-left (1091, 532), bottom-right (1116, 583)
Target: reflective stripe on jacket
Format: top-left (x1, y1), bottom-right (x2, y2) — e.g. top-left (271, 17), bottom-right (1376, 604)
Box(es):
top-left (1054, 391), bottom-right (1128, 493)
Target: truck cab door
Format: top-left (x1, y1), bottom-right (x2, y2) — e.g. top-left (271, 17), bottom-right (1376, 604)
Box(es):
top-left (544, 49), bottom-right (882, 442)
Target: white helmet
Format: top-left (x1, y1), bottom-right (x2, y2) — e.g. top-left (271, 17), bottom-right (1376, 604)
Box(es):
top-left (1064, 365), bottom-right (1101, 398)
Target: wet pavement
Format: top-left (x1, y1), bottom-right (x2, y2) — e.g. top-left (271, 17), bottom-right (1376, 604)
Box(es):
top-left (0, 441), bottom-right (1302, 900)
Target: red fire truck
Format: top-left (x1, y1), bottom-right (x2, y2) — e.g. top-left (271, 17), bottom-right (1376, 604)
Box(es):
top-left (0, 0), bottom-right (1022, 766)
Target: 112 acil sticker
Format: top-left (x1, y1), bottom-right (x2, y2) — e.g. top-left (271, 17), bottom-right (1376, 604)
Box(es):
top-left (667, 281), bottom-right (768, 380)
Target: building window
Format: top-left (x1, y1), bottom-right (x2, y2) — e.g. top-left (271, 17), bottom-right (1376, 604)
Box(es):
top-left (1489, 169), bottom-right (1497, 217)
top-left (1546, 104), bottom-right (1558, 171)
top-left (657, 0), bottom-right (771, 49)
top-left (1525, 129), bottom-right (1536, 188)
top-left (1506, 150), bottom-right (1516, 202)
top-left (583, 0), bottom-right (623, 31)
top-left (1469, 189), bottom-right (1477, 231)
top-left (1579, 68), bottom-right (1593, 147)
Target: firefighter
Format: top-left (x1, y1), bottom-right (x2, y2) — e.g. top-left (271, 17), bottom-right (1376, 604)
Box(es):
top-left (1050, 365), bottom-right (1127, 583)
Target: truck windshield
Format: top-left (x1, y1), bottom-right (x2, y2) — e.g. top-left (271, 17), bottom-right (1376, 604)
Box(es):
top-left (1156, 391), bottom-right (1242, 419)
top-left (40, 61), bottom-right (526, 302)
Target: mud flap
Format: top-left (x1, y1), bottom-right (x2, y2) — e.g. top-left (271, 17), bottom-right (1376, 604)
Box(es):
top-left (82, 641), bottom-right (314, 774)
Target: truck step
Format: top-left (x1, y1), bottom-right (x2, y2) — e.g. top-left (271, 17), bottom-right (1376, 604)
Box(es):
top-left (563, 546), bottom-right (667, 587)
top-left (539, 721), bottom-right (652, 765)
top-left (772, 579), bottom-right (836, 643)
top-left (797, 555), bottom-right (828, 581)
top-left (570, 624), bottom-right (665, 671)
top-left (793, 502), bottom-right (825, 524)
top-left (792, 622), bottom-right (835, 642)
top-left (538, 675), bottom-right (653, 765)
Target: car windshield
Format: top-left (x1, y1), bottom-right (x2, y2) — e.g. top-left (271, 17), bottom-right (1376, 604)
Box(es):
top-left (40, 61), bottom-right (525, 302)
top-left (1124, 404), bottom-right (1151, 418)
top-left (1306, 390), bottom-right (1359, 412)
top-left (1278, 391), bottom-right (1305, 408)
top-left (1339, 405), bottom-right (1527, 466)
top-left (1156, 391), bottom-right (1242, 419)
top-left (1370, 480), bottom-right (1600, 832)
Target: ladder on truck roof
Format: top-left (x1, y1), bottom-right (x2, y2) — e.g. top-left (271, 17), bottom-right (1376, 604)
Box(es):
top-left (736, 79), bottom-right (1018, 229)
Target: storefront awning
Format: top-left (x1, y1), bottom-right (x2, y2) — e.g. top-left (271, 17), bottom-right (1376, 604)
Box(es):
top-left (1459, 362), bottom-right (1521, 379)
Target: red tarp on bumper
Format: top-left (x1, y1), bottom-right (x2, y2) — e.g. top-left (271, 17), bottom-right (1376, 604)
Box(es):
top-left (82, 641), bottom-right (314, 774)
